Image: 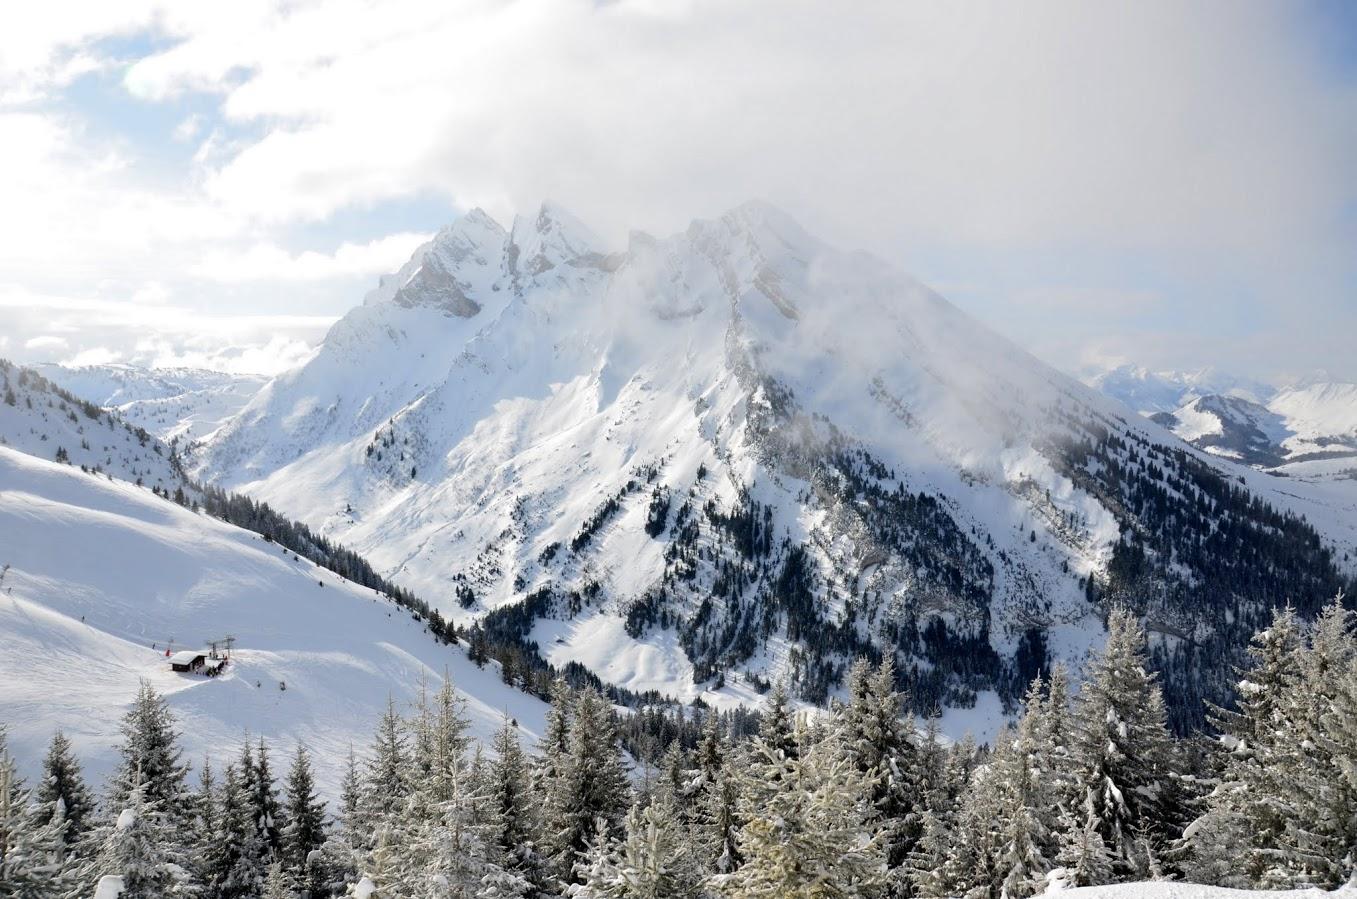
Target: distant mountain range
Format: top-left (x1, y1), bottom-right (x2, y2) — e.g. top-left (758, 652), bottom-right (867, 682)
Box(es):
top-left (1085, 364), bottom-right (1357, 475)
top-left (32, 362), bottom-right (267, 444)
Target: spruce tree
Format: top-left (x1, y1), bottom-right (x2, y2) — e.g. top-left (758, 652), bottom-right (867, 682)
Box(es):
top-left (264, 861), bottom-right (297, 899)
top-left (33, 731), bottom-right (95, 853)
top-left (93, 778), bottom-right (186, 899)
top-left (109, 681), bottom-right (191, 816)
top-left (717, 721), bottom-right (884, 898)
top-left (838, 658), bottom-right (920, 897)
top-left (0, 749), bottom-right (73, 898)
top-left (545, 688), bottom-right (631, 885)
top-left (1181, 604), bottom-right (1304, 886)
top-left (205, 758), bottom-right (268, 899)
top-left (1065, 608), bottom-right (1181, 880)
top-left (250, 738), bottom-right (286, 863)
top-left (572, 800), bottom-right (703, 899)
top-left (1277, 594), bottom-right (1357, 888)
top-left (282, 745), bottom-right (328, 896)
top-left (362, 697), bottom-right (410, 829)
top-left (486, 717), bottom-right (551, 896)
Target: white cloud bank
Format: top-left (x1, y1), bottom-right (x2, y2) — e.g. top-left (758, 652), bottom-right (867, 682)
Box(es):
top-left (0, 0), bottom-right (1353, 378)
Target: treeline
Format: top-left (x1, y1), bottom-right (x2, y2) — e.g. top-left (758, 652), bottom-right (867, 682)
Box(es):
top-left (5, 595), bottom-right (1357, 897)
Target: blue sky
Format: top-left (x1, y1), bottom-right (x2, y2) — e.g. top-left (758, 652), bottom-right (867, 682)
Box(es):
top-left (0, 0), bottom-right (1353, 380)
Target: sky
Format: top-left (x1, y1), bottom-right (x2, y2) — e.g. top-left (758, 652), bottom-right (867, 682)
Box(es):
top-left (0, 0), bottom-right (1354, 380)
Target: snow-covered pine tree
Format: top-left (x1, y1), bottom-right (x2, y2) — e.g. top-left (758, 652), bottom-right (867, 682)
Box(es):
top-left (264, 861), bottom-right (297, 899)
top-left (838, 658), bottom-right (920, 898)
top-left (1276, 594), bottom-right (1357, 888)
top-left (485, 716), bottom-right (551, 896)
top-left (1052, 795), bottom-right (1113, 889)
top-left (545, 687), bottom-right (631, 886)
top-left (34, 730), bottom-right (95, 853)
top-left (204, 756), bottom-right (268, 899)
top-left (187, 758), bottom-right (219, 892)
top-left (93, 777), bottom-right (189, 899)
top-left (108, 681), bottom-right (191, 818)
top-left (572, 799), bottom-right (704, 899)
top-left (427, 676), bottom-right (472, 807)
top-left (281, 745), bottom-right (328, 897)
top-left (0, 748), bottom-right (75, 898)
top-left (1065, 608), bottom-right (1182, 880)
top-left (906, 719), bottom-right (972, 899)
top-left (757, 682), bottom-right (797, 762)
top-left (535, 679), bottom-right (574, 808)
top-left (1180, 604), bottom-right (1304, 887)
top-left (694, 739), bottom-right (743, 878)
top-left (249, 738), bottom-right (286, 863)
top-left (717, 720), bottom-right (884, 898)
top-left (362, 697), bottom-right (411, 831)
top-left (339, 747), bottom-right (362, 844)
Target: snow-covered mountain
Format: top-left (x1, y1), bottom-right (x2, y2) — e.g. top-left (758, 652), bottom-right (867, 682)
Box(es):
top-left (0, 444), bottom-right (546, 796)
top-left (1083, 364), bottom-right (1274, 414)
top-left (33, 362), bottom-right (268, 443)
top-left (0, 358), bottom-right (191, 493)
top-left (1087, 364), bottom-right (1357, 474)
top-left (192, 201), bottom-right (1357, 729)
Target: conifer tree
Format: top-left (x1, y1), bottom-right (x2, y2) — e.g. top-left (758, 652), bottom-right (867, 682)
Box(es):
top-left (1065, 608), bottom-right (1181, 880)
top-left (205, 758), bottom-right (268, 899)
top-left (109, 681), bottom-right (191, 816)
top-left (486, 717), bottom-right (551, 896)
top-left (572, 800), bottom-right (703, 899)
top-left (1053, 797), bottom-right (1113, 889)
top-left (545, 688), bottom-right (631, 885)
top-left (757, 683), bottom-right (797, 761)
top-left (718, 722), bottom-right (883, 898)
top-left (34, 731), bottom-right (95, 853)
top-left (264, 861), bottom-right (297, 899)
top-left (363, 697), bottom-right (410, 828)
top-left (0, 749), bottom-right (73, 898)
top-left (1181, 605), bottom-right (1304, 886)
top-left (93, 778), bottom-right (186, 899)
top-left (1276, 594), bottom-right (1357, 888)
top-left (250, 738), bottom-right (286, 862)
top-left (340, 747), bottom-right (363, 843)
top-left (282, 745), bottom-right (328, 896)
top-left (838, 658), bottom-right (920, 897)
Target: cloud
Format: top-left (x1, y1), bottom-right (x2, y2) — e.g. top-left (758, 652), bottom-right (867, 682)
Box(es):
top-left (0, 0), bottom-right (1353, 379)
top-left (0, 287), bottom-right (335, 375)
top-left (24, 335), bottom-right (69, 351)
top-left (112, 1), bottom-right (1354, 259)
top-left (191, 232), bottom-right (431, 283)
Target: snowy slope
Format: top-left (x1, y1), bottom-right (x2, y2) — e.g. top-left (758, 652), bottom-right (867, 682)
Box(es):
top-left (1047, 884), bottom-right (1355, 898)
top-left (0, 445), bottom-right (546, 798)
top-left (0, 358), bottom-right (190, 493)
top-left (191, 201), bottom-right (1357, 725)
top-left (33, 362), bottom-right (268, 443)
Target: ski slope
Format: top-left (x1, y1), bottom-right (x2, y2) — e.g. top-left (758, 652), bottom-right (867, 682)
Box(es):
top-left (0, 445), bottom-right (546, 798)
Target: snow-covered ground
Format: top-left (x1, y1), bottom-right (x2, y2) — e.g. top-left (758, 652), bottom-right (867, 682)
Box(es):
top-left (0, 445), bottom-right (546, 798)
top-left (1046, 883), bottom-right (1356, 897)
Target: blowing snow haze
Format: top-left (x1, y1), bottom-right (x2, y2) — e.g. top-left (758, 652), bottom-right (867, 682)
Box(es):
top-left (3, 4), bottom-right (1357, 898)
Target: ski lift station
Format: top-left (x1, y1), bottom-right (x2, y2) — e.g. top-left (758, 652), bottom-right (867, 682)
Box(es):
top-left (167, 635), bottom-right (235, 676)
